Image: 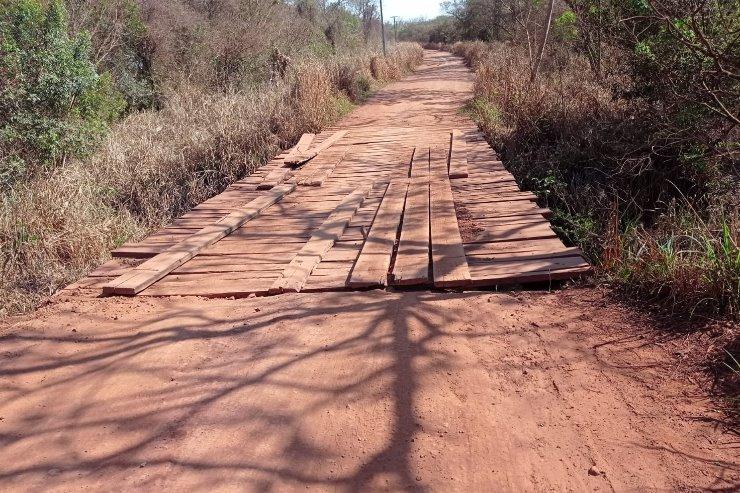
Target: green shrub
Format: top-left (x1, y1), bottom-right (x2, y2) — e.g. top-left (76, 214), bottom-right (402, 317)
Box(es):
top-left (0, 0), bottom-right (124, 187)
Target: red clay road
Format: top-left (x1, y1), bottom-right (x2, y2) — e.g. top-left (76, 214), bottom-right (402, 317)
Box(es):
top-left (0, 51), bottom-right (737, 492)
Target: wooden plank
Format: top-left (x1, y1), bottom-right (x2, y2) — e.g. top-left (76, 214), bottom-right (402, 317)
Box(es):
top-left (466, 247), bottom-right (584, 262)
top-left (429, 145), bottom-right (449, 178)
top-left (430, 158), bottom-right (471, 288)
top-left (468, 256), bottom-right (592, 285)
top-left (257, 167), bottom-right (292, 190)
top-left (103, 184), bottom-right (295, 295)
top-left (270, 186), bottom-right (370, 293)
top-left (449, 129), bottom-right (469, 179)
top-left (463, 222), bottom-right (558, 244)
top-left (284, 130), bottom-right (347, 165)
top-left (463, 238), bottom-right (569, 255)
top-left (348, 180), bottom-right (408, 288)
top-left (139, 274), bottom-right (277, 298)
top-left (391, 174), bottom-right (430, 286)
top-left (282, 133), bottom-right (315, 164)
top-left (300, 147), bottom-right (348, 187)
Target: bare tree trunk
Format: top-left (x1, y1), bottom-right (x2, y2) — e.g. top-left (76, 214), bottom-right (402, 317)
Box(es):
top-left (530, 0), bottom-right (556, 82)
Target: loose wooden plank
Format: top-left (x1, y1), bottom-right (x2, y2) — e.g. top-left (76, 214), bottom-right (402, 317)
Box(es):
top-left (270, 186), bottom-right (370, 293)
top-left (464, 222), bottom-right (558, 244)
top-left (468, 256), bottom-right (592, 285)
top-left (392, 174), bottom-right (430, 286)
top-left (257, 167), bottom-right (292, 190)
top-left (430, 158), bottom-right (471, 287)
top-left (284, 130), bottom-right (347, 165)
top-left (466, 247), bottom-right (584, 262)
top-left (348, 180), bottom-right (408, 288)
top-left (282, 133), bottom-right (316, 165)
top-left (449, 129), bottom-right (469, 179)
top-left (103, 184), bottom-right (295, 295)
top-left (463, 238), bottom-right (570, 255)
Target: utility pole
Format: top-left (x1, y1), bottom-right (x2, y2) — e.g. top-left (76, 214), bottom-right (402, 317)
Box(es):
top-left (379, 0), bottom-right (386, 55)
top-left (391, 15), bottom-right (399, 43)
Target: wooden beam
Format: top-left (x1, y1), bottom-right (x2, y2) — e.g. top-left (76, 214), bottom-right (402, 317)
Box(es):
top-left (103, 184), bottom-right (295, 295)
top-left (284, 130), bottom-right (347, 166)
top-left (409, 146), bottom-right (429, 178)
top-left (392, 174), bottom-right (430, 286)
top-left (270, 186), bottom-right (371, 293)
top-left (257, 167), bottom-right (292, 190)
top-left (430, 148), bottom-right (471, 288)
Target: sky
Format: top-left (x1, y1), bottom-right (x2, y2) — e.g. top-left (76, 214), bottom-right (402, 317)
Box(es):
top-left (381, 0), bottom-right (445, 21)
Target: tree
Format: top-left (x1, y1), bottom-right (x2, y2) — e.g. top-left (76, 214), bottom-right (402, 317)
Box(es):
top-left (0, 0), bottom-right (124, 186)
top-left (530, 0), bottom-right (556, 81)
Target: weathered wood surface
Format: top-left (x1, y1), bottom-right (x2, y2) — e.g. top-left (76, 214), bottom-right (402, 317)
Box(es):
top-left (270, 186), bottom-right (370, 293)
top-left (348, 180), bottom-right (408, 288)
top-left (429, 148), bottom-right (471, 288)
top-left (103, 184), bottom-right (295, 295)
top-left (391, 162), bottom-right (430, 286)
top-left (448, 129), bottom-right (469, 179)
top-left (82, 121), bottom-right (590, 299)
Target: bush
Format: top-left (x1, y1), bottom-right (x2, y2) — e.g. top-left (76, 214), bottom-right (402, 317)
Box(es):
top-left (455, 40), bottom-right (739, 319)
top-left (0, 0), bottom-right (124, 187)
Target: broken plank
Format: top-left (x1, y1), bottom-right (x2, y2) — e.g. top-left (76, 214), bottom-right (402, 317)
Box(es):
top-left (282, 133), bottom-right (316, 165)
top-left (284, 130), bottom-right (347, 165)
top-left (348, 180), bottom-right (408, 288)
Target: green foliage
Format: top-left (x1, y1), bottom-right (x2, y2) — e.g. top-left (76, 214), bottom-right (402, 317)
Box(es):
top-left (88, 0), bottom-right (156, 110)
top-left (554, 10), bottom-right (579, 41)
top-left (618, 215), bottom-right (739, 317)
top-left (463, 97), bottom-right (501, 127)
top-left (0, 0), bottom-right (124, 187)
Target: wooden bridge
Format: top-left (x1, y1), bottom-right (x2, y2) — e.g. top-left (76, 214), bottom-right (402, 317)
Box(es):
top-left (69, 54), bottom-right (590, 299)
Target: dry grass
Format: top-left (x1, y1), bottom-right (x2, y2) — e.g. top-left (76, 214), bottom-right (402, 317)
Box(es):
top-left (0, 43), bottom-right (423, 315)
top-left (454, 41), bottom-right (739, 320)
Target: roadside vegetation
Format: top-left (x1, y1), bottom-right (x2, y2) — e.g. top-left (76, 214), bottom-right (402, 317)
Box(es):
top-left (399, 1), bottom-right (738, 319)
top-left (401, 0), bottom-right (738, 413)
top-left (0, 0), bottom-right (423, 315)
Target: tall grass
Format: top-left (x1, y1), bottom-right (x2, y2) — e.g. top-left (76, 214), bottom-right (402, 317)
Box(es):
top-left (0, 43), bottom-right (423, 315)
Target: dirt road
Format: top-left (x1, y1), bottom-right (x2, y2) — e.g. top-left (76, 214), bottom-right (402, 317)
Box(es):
top-left (1, 51), bottom-right (737, 492)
